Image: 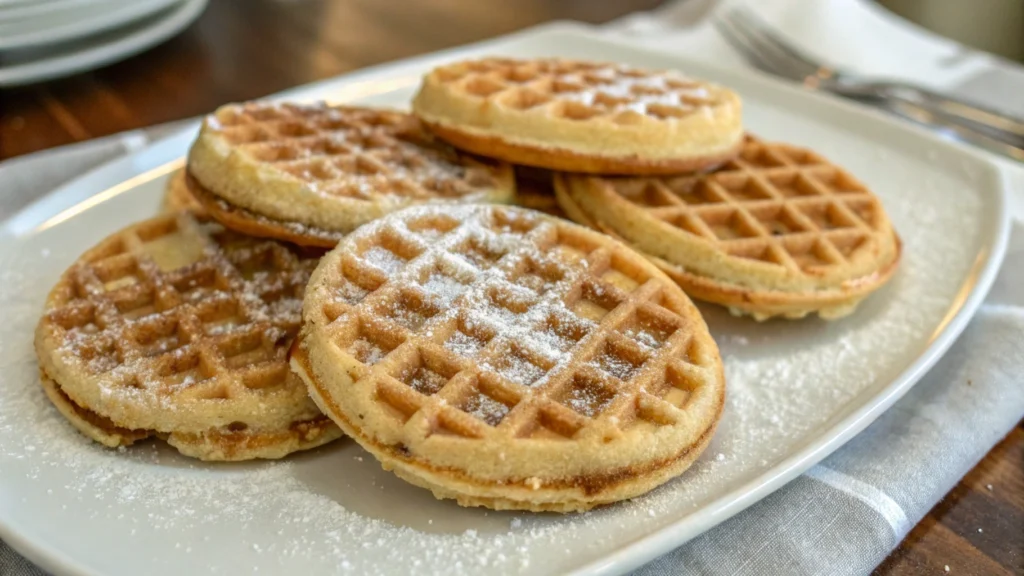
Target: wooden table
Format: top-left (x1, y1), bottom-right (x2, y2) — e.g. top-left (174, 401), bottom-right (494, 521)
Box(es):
top-left (1, 2), bottom-right (1021, 574)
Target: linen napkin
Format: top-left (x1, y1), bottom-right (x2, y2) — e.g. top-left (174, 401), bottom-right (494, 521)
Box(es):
top-left (3, 2), bottom-right (1024, 572)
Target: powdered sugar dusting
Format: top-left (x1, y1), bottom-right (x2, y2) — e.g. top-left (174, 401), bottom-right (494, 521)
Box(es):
top-left (447, 58), bottom-right (720, 122)
top-left (565, 385), bottom-right (612, 418)
top-left (407, 366), bottom-right (448, 395)
top-left (209, 102), bottom-right (500, 204)
top-left (488, 353), bottom-right (546, 387)
top-left (362, 246), bottom-right (405, 274)
top-left (336, 280), bottom-right (369, 304)
top-left (422, 273), bottom-right (466, 306)
top-left (444, 330), bottom-right (486, 357)
top-left (463, 393), bottom-right (509, 426)
top-left (349, 338), bottom-right (385, 365)
top-left (624, 327), bottom-right (662, 350)
top-left (593, 352), bottom-right (639, 381)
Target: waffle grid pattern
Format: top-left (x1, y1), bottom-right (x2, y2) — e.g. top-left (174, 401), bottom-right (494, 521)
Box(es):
top-left (44, 213), bottom-right (317, 413)
top-left (609, 136), bottom-right (884, 273)
top-left (315, 208), bottom-right (718, 443)
top-left (429, 58), bottom-right (725, 125)
top-left (207, 103), bottom-right (502, 201)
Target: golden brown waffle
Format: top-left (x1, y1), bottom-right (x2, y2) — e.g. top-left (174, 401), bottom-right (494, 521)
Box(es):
top-left (34, 212), bottom-right (343, 460)
top-left (555, 136), bottom-right (901, 320)
top-left (161, 169), bottom-right (205, 214)
top-left (412, 57), bottom-right (743, 174)
top-left (292, 205), bottom-right (725, 512)
top-left (187, 102), bottom-right (516, 237)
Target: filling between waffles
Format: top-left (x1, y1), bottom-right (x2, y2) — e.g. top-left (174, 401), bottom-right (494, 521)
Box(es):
top-left (40, 369), bottom-right (338, 461)
top-left (184, 172), bottom-right (345, 248)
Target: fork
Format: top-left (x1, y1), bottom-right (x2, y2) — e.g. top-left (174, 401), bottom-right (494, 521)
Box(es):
top-left (714, 7), bottom-right (1024, 162)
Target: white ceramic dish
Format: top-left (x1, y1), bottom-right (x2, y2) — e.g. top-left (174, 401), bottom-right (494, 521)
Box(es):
top-left (0, 0), bottom-right (80, 13)
top-left (0, 0), bottom-right (205, 87)
top-left (0, 0), bottom-right (181, 50)
top-left (0, 23), bottom-right (1010, 576)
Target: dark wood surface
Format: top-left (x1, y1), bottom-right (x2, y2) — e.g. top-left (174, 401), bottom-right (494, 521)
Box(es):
top-left (875, 421), bottom-right (1024, 576)
top-left (1, 2), bottom-right (1022, 574)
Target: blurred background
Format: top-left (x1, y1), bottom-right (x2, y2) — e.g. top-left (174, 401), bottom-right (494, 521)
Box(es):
top-left (0, 0), bottom-right (661, 159)
top-left (1, 0), bottom-right (1021, 161)
top-left (879, 0), bottom-right (1023, 62)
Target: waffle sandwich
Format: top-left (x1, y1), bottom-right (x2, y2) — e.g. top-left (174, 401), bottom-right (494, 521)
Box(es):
top-left (555, 136), bottom-right (901, 320)
top-left (34, 213), bottom-right (342, 460)
top-left (186, 102), bottom-right (516, 246)
top-left (292, 205), bottom-right (725, 511)
top-left (412, 57), bottom-right (743, 174)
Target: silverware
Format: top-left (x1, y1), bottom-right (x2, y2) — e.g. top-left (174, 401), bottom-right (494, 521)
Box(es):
top-left (714, 7), bottom-right (1024, 162)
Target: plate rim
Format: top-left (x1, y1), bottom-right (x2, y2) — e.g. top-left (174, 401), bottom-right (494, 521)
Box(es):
top-left (0, 0), bottom-right (182, 51)
top-left (0, 21), bottom-right (1012, 576)
top-left (0, 0), bottom-right (207, 87)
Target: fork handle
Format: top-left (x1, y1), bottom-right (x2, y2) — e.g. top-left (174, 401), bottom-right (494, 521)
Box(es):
top-left (876, 81), bottom-right (1024, 136)
top-left (827, 79), bottom-right (1024, 145)
top-left (861, 96), bottom-right (1024, 163)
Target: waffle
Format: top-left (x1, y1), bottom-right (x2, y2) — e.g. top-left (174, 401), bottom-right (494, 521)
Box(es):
top-left (292, 205), bottom-right (725, 512)
top-left (161, 169), bottom-right (205, 214)
top-left (34, 212), bottom-right (343, 460)
top-left (186, 102), bottom-right (516, 238)
top-left (412, 57), bottom-right (743, 175)
top-left (554, 136), bottom-right (902, 320)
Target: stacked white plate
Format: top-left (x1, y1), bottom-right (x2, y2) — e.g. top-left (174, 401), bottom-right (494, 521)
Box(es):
top-left (0, 0), bottom-right (207, 87)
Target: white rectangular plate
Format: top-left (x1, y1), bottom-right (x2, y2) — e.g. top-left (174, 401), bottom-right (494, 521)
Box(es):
top-left (0, 22), bottom-right (1010, 576)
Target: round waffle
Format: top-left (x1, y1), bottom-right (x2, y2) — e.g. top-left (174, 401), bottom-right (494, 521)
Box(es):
top-left (554, 136), bottom-right (902, 320)
top-left (412, 57), bottom-right (743, 175)
top-left (292, 205), bottom-right (725, 512)
top-left (34, 212), bottom-right (343, 460)
top-left (187, 102), bottom-right (516, 237)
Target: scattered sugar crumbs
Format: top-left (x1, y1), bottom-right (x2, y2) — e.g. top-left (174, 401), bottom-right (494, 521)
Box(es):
top-left (444, 330), bottom-right (485, 357)
top-left (463, 392), bottom-right (509, 426)
top-left (490, 354), bottom-right (546, 387)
